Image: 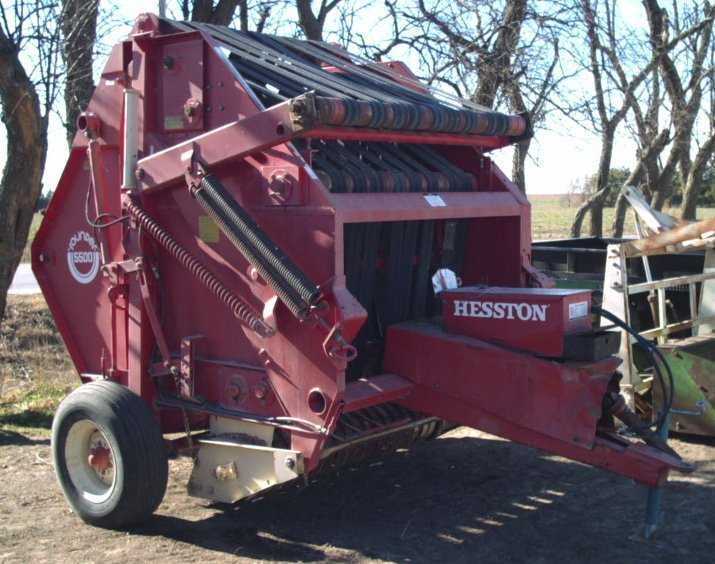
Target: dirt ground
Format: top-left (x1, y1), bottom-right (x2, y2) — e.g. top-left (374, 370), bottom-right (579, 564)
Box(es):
top-left (1, 425), bottom-right (714, 564)
top-left (1, 300), bottom-right (714, 563)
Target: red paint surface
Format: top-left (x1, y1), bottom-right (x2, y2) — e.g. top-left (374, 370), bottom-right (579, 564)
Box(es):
top-left (31, 15), bottom-right (683, 484)
top-left (383, 322), bottom-right (679, 487)
top-left (442, 287), bottom-right (592, 357)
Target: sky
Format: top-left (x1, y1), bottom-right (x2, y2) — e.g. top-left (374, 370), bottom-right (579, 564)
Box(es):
top-left (0, 0), bottom-right (641, 196)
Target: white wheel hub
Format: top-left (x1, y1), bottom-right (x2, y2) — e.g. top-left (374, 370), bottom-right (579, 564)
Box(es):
top-left (64, 420), bottom-right (116, 504)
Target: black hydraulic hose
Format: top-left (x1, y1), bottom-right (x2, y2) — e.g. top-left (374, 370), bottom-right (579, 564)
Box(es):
top-left (593, 306), bottom-right (674, 432)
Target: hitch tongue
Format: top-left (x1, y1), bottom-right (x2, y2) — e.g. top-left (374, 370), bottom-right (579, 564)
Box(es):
top-left (604, 392), bottom-right (691, 468)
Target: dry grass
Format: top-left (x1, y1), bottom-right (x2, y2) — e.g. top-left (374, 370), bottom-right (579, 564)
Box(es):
top-left (20, 213), bottom-right (43, 263)
top-left (0, 295), bottom-right (76, 434)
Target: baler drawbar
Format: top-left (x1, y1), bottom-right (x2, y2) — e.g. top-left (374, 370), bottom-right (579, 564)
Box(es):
top-left (34, 14), bottom-right (691, 530)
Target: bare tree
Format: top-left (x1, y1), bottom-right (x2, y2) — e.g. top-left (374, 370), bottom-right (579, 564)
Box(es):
top-left (295, 0), bottom-right (344, 41)
top-left (610, 64), bottom-right (666, 237)
top-left (681, 57), bottom-right (715, 219)
top-left (412, 0), bottom-right (537, 191)
top-left (187, 0), bottom-right (241, 25)
top-left (410, 0), bottom-right (527, 108)
top-left (643, 0), bottom-right (715, 218)
top-left (605, 0), bottom-right (715, 233)
top-left (60, 0), bottom-right (100, 145)
top-left (377, 1), bottom-right (572, 192)
top-left (569, 0), bottom-right (650, 237)
top-left (505, 32), bottom-right (563, 191)
top-left (170, 0), bottom-right (277, 30)
top-left (0, 1), bottom-right (63, 321)
top-left (568, 0), bottom-right (711, 236)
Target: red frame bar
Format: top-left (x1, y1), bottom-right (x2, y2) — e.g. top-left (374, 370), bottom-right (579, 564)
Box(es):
top-left (302, 127), bottom-right (513, 150)
top-left (332, 191), bottom-right (521, 223)
top-left (136, 100), bottom-right (296, 193)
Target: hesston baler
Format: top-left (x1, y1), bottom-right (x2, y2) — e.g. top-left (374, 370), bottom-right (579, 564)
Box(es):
top-left (33, 14), bottom-right (691, 529)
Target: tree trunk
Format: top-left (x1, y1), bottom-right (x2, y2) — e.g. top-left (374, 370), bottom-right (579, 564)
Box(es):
top-left (295, 0), bottom-right (326, 41)
top-left (511, 137), bottom-right (530, 192)
top-left (611, 130), bottom-right (669, 236)
top-left (611, 168), bottom-right (645, 237)
top-left (191, 0), bottom-right (240, 25)
top-left (0, 32), bottom-right (48, 321)
top-left (650, 174), bottom-right (672, 209)
top-left (681, 133), bottom-right (715, 220)
top-left (239, 0), bottom-right (248, 31)
top-left (571, 128), bottom-right (614, 237)
top-left (588, 204), bottom-right (604, 237)
top-left (650, 154), bottom-right (678, 210)
top-left (681, 179), bottom-right (701, 220)
top-left (473, 0), bottom-right (527, 108)
top-left (611, 192), bottom-right (629, 237)
top-left (60, 0), bottom-right (99, 145)
top-left (570, 200), bottom-right (590, 237)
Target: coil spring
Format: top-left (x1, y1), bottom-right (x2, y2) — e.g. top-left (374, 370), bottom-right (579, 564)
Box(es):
top-left (195, 175), bottom-right (321, 318)
top-left (125, 200), bottom-right (272, 337)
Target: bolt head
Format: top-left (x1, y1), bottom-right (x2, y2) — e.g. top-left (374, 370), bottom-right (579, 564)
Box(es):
top-left (254, 384), bottom-right (267, 399)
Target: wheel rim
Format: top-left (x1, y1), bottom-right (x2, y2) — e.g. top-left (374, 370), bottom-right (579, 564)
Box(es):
top-left (64, 419), bottom-right (116, 504)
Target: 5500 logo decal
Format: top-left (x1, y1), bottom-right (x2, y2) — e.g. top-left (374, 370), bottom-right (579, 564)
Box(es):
top-left (67, 231), bottom-right (100, 284)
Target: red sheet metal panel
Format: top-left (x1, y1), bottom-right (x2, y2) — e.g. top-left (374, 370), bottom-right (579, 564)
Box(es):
top-left (383, 322), bottom-right (681, 487)
top-left (441, 287), bottom-right (592, 357)
top-left (343, 374), bottom-right (413, 413)
top-left (157, 37), bottom-right (204, 133)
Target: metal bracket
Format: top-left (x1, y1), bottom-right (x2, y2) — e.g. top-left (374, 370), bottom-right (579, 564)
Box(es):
top-left (137, 262), bottom-right (172, 367)
top-left (103, 258), bottom-right (142, 285)
top-left (182, 143), bottom-right (207, 193)
top-left (179, 335), bottom-right (204, 400)
top-left (322, 322), bottom-right (357, 364)
top-left (105, 257), bottom-right (172, 366)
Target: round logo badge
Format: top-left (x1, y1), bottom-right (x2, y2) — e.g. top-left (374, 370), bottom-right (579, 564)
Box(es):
top-left (67, 231), bottom-right (100, 284)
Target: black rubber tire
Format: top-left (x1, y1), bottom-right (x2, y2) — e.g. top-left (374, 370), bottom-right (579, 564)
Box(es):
top-left (52, 381), bottom-right (168, 529)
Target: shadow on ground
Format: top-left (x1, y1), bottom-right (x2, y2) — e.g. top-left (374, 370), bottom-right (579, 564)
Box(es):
top-left (0, 408), bottom-right (53, 446)
top-left (131, 434), bottom-right (715, 563)
top-left (0, 426), bottom-right (50, 446)
top-left (0, 409), bottom-right (53, 429)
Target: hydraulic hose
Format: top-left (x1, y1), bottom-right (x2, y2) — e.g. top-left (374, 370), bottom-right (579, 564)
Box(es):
top-left (592, 306), bottom-right (674, 433)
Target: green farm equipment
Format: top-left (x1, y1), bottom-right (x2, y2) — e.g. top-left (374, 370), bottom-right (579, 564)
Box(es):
top-left (533, 187), bottom-right (715, 436)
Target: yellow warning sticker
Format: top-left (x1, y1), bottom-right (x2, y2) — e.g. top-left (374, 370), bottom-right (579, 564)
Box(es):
top-left (164, 115), bottom-right (185, 130)
top-left (199, 215), bottom-right (220, 243)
